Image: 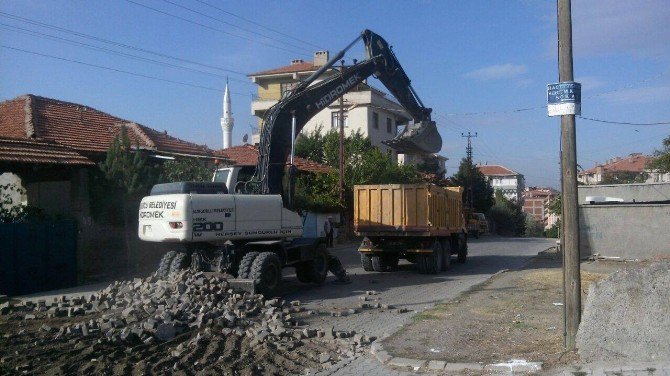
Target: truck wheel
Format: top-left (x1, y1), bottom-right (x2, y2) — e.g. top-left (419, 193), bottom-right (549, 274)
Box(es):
top-left (417, 241), bottom-right (441, 274)
top-left (249, 252), bottom-right (282, 296)
top-left (238, 251), bottom-right (259, 279)
top-left (457, 234), bottom-right (468, 263)
top-left (372, 254), bottom-right (399, 272)
top-left (170, 251), bottom-right (190, 274)
top-left (156, 251), bottom-right (176, 278)
top-left (306, 244), bottom-right (329, 284)
top-left (360, 254), bottom-right (374, 271)
top-left (295, 262), bottom-right (312, 283)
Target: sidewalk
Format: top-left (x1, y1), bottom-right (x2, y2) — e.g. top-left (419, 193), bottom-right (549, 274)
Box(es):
top-left (368, 251), bottom-right (668, 374)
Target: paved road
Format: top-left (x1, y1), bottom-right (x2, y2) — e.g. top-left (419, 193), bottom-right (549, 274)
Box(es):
top-left (277, 236), bottom-right (557, 375)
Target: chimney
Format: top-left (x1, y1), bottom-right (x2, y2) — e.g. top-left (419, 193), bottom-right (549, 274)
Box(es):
top-left (313, 51), bottom-right (330, 67)
top-left (291, 59), bottom-right (304, 65)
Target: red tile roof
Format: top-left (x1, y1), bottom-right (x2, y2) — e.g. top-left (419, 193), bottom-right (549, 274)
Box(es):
top-left (477, 164), bottom-right (520, 176)
top-left (248, 61), bottom-right (319, 77)
top-left (0, 94), bottom-right (213, 157)
top-left (215, 144), bottom-right (330, 173)
top-left (579, 154), bottom-right (652, 175)
top-left (0, 138), bottom-right (94, 166)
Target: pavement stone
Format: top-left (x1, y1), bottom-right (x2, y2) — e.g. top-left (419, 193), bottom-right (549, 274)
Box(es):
top-left (388, 357), bottom-right (426, 370)
top-left (427, 360), bottom-right (446, 371)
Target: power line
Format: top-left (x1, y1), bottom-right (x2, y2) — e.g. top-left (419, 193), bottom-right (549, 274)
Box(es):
top-left (0, 23), bottom-right (254, 86)
top-left (159, 0), bottom-right (312, 53)
top-left (1, 44), bottom-right (251, 95)
top-left (193, 0), bottom-right (323, 50)
top-left (577, 116), bottom-right (670, 126)
top-left (124, 0), bottom-right (312, 58)
top-left (0, 11), bottom-right (250, 77)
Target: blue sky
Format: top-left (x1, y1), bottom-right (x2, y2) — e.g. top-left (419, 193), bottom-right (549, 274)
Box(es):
top-left (1, 0), bottom-right (669, 188)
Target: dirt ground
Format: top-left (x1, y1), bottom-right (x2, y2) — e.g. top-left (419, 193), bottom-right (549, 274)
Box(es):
top-left (382, 250), bottom-right (647, 370)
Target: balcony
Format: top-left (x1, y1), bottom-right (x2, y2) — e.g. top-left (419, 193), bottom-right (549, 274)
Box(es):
top-left (251, 98), bottom-right (278, 116)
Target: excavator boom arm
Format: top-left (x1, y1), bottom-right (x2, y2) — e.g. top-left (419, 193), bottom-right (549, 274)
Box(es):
top-left (252, 29), bottom-right (442, 200)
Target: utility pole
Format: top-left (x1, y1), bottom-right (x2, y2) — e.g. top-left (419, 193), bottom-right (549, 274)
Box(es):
top-left (338, 60), bottom-right (346, 207)
top-left (557, 0), bottom-right (581, 351)
top-left (462, 132), bottom-right (477, 211)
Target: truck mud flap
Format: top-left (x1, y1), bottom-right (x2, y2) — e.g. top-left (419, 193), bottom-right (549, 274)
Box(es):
top-left (382, 120), bottom-right (441, 154)
top-left (228, 278), bottom-right (257, 295)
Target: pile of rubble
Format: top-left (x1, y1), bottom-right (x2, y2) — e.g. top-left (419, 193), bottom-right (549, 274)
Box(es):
top-left (0, 271), bottom-right (375, 374)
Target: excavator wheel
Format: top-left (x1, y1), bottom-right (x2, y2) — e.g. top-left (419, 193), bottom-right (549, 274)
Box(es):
top-left (237, 252), bottom-right (259, 279)
top-left (305, 244), bottom-right (329, 284)
top-left (156, 251), bottom-right (176, 279)
top-left (249, 252), bottom-right (282, 296)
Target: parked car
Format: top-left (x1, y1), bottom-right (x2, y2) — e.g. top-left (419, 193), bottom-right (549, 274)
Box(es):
top-left (467, 212), bottom-right (489, 238)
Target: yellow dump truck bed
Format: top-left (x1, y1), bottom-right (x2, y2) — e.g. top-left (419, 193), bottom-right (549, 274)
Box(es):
top-left (353, 183), bottom-right (464, 237)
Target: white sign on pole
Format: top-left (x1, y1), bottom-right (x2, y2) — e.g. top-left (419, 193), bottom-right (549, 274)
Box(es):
top-left (547, 82), bottom-right (581, 116)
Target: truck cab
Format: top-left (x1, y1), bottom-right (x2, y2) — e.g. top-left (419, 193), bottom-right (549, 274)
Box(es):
top-left (212, 166), bottom-right (255, 193)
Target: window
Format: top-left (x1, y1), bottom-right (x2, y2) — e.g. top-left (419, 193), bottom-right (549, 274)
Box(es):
top-left (373, 112), bottom-right (379, 129)
top-left (331, 111), bottom-right (348, 128)
top-left (280, 82), bottom-right (297, 96)
top-left (386, 117), bottom-right (393, 133)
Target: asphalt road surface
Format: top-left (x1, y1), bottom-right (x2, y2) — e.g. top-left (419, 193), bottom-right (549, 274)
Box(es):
top-left (278, 236), bottom-right (557, 375)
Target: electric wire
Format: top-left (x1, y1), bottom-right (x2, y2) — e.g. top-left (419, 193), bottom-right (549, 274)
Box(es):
top-left (124, 0), bottom-right (312, 58)
top-left (0, 23), bottom-right (255, 86)
top-left (159, 0), bottom-right (312, 53)
top-left (0, 44), bottom-right (252, 95)
top-left (192, 0), bottom-right (323, 50)
top-left (0, 11), bottom-right (250, 77)
top-left (577, 116), bottom-right (670, 126)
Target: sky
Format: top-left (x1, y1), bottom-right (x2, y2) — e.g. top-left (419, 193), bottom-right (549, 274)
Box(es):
top-left (1, 0), bottom-right (669, 189)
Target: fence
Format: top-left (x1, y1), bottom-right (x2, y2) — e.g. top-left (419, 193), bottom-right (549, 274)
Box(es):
top-left (0, 221), bottom-right (77, 296)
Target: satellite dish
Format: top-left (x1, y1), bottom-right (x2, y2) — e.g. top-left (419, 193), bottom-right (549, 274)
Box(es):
top-left (242, 134), bottom-right (249, 144)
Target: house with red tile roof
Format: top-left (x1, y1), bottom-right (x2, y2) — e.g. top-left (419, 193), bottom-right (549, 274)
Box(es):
top-left (215, 144), bottom-right (330, 174)
top-left (577, 153), bottom-right (662, 185)
top-left (0, 94), bottom-right (221, 281)
top-left (477, 164), bottom-right (525, 202)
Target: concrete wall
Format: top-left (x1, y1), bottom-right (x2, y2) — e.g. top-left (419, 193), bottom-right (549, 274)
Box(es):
top-left (579, 204), bottom-right (670, 259)
top-left (578, 183), bottom-right (670, 203)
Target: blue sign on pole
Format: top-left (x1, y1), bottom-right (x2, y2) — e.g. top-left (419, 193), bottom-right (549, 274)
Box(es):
top-left (547, 81), bottom-right (581, 116)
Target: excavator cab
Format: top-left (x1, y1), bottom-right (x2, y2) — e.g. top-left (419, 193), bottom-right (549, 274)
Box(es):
top-left (383, 120), bottom-right (441, 154)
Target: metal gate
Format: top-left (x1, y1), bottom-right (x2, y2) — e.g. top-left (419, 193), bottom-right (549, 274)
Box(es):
top-left (0, 221), bottom-right (77, 296)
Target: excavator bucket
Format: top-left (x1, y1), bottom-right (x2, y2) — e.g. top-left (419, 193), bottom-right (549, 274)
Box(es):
top-left (382, 120), bottom-right (442, 154)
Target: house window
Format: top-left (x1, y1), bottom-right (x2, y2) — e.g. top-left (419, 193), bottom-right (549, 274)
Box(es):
top-left (386, 117), bottom-right (393, 133)
top-left (280, 82), bottom-right (297, 96)
top-left (331, 111), bottom-right (348, 128)
top-left (373, 112), bottom-right (379, 129)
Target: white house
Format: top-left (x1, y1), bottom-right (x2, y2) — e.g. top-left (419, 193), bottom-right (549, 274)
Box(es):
top-left (477, 164), bottom-right (525, 203)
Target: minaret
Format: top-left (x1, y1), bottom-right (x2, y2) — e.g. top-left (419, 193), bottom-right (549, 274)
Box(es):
top-left (221, 80), bottom-right (234, 149)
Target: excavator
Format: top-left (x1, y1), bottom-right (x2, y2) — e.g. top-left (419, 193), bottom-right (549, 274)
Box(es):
top-left (137, 29), bottom-right (442, 295)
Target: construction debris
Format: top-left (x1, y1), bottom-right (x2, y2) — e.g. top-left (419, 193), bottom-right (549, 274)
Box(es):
top-left (0, 270), bottom-right (375, 374)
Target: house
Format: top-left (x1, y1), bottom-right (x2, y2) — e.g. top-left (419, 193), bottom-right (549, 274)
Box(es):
top-left (247, 52), bottom-right (445, 173)
top-left (577, 153), bottom-right (660, 185)
top-left (0, 94), bottom-right (217, 280)
top-left (522, 187), bottom-right (559, 229)
top-left (477, 164), bottom-right (525, 202)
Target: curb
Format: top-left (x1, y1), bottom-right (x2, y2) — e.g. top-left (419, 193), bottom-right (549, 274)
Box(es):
top-left (371, 340), bottom-right (543, 373)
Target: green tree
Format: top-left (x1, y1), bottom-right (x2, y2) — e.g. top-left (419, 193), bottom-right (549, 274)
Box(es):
top-left (99, 126), bottom-right (153, 195)
top-left (487, 189), bottom-right (526, 236)
top-left (293, 129), bottom-right (422, 218)
top-left (600, 171), bottom-right (648, 184)
top-left (98, 126), bottom-right (155, 272)
top-left (159, 158), bottom-right (214, 183)
top-left (450, 158), bottom-right (495, 213)
top-left (647, 134), bottom-right (670, 173)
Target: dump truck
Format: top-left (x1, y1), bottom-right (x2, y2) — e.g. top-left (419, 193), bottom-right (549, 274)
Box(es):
top-left (354, 183), bottom-right (468, 274)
